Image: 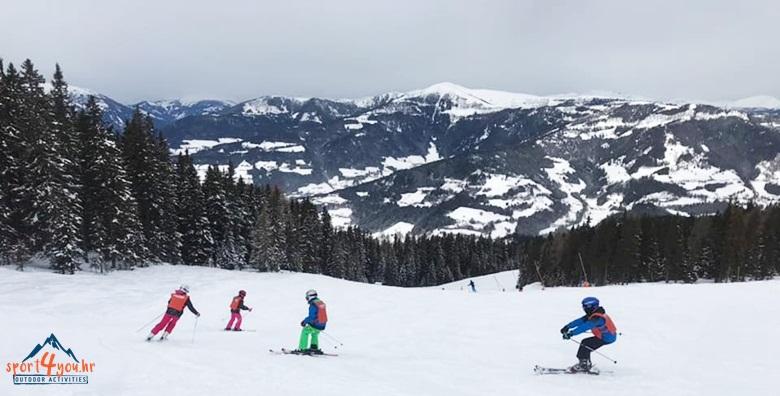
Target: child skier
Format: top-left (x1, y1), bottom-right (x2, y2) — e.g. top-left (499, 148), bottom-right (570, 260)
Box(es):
top-left (296, 289), bottom-right (327, 354)
top-left (146, 285), bottom-right (200, 341)
top-left (225, 290), bottom-right (252, 331)
top-left (560, 297), bottom-right (617, 372)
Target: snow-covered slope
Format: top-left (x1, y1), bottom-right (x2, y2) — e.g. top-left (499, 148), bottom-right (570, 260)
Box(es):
top-left (438, 269), bottom-right (520, 292)
top-left (0, 265), bottom-right (778, 395)
top-left (135, 99), bottom-right (235, 126)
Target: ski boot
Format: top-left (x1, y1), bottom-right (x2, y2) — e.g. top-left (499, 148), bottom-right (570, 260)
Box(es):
top-left (233, 328), bottom-right (243, 332)
top-left (145, 333), bottom-right (155, 342)
top-left (568, 359), bottom-right (592, 373)
top-left (160, 331), bottom-right (170, 341)
top-left (307, 345), bottom-right (324, 355)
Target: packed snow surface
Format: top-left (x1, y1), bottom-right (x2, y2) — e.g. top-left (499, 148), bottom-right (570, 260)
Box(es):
top-left (1, 266), bottom-right (778, 396)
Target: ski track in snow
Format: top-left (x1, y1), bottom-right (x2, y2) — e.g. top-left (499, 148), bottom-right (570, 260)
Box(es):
top-left (1, 266), bottom-right (778, 395)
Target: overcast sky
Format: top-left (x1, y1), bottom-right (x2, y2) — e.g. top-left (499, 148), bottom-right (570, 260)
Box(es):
top-left (1, 0), bottom-right (778, 103)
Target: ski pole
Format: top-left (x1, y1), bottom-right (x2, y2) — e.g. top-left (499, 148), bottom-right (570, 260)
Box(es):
top-left (135, 313), bottom-right (163, 333)
top-left (569, 338), bottom-right (617, 364)
top-left (191, 317), bottom-right (199, 344)
top-left (321, 331), bottom-right (344, 349)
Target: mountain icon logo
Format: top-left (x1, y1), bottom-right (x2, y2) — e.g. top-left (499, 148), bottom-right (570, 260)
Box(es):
top-left (22, 333), bottom-right (79, 363)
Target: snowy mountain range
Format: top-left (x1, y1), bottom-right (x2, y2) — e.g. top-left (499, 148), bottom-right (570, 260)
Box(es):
top-left (66, 86), bottom-right (234, 130)
top-left (69, 83), bottom-right (780, 238)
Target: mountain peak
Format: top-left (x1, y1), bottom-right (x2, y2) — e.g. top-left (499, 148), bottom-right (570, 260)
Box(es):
top-left (405, 82), bottom-right (549, 112)
top-left (730, 95), bottom-right (780, 109)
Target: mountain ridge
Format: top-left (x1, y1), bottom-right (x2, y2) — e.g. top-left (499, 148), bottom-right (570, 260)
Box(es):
top-left (65, 83), bottom-right (780, 238)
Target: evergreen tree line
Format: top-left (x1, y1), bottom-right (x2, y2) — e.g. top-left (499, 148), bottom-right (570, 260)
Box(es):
top-left (515, 204), bottom-right (780, 288)
top-left (0, 58), bottom-right (515, 285)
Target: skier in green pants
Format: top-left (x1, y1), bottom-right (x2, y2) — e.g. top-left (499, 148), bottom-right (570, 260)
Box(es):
top-left (297, 289), bottom-right (328, 354)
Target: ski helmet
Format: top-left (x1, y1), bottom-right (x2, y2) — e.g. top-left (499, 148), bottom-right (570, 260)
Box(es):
top-left (581, 297), bottom-right (599, 312)
top-left (180, 284), bottom-right (190, 293)
top-left (239, 290), bottom-right (246, 297)
top-left (305, 289), bottom-right (318, 301)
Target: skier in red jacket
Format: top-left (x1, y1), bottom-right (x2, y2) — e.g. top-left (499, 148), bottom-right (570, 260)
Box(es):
top-left (225, 290), bottom-right (252, 331)
top-left (147, 285), bottom-right (200, 341)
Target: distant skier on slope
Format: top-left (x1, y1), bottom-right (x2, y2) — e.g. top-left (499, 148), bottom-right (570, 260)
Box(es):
top-left (294, 289), bottom-right (327, 354)
top-left (225, 290), bottom-right (252, 331)
top-left (559, 297), bottom-right (617, 372)
top-left (146, 285), bottom-right (200, 341)
top-left (468, 280), bottom-right (476, 292)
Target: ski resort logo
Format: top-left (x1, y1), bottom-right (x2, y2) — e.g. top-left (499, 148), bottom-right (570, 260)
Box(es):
top-left (4, 333), bottom-right (96, 385)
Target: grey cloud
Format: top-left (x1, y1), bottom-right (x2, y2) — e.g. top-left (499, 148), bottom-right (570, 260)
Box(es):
top-left (1, 0), bottom-right (778, 103)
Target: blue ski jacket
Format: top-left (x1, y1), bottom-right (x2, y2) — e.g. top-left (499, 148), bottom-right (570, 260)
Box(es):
top-left (564, 307), bottom-right (617, 344)
top-left (302, 299), bottom-right (327, 330)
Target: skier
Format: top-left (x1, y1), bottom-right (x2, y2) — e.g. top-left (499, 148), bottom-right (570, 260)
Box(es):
top-left (296, 289), bottom-right (327, 354)
top-left (225, 290), bottom-right (252, 331)
top-left (146, 285), bottom-right (200, 341)
top-left (468, 280), bottom-right (476, 292)
top-left (559, 297), bottom-right (617, 372)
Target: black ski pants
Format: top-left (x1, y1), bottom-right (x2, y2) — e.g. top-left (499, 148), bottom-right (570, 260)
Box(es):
top-left (576, 336), bottom-right (606, 360)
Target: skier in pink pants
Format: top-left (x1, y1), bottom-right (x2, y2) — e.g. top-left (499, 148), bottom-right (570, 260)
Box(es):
top-left (226, 290), bottom-right (252, 331)
top-left (147, 285), bottom-right (200, 341)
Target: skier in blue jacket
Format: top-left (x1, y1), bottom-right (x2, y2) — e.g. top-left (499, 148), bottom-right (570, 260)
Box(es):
top-left (296, 289), bottom-right (327, 354)
top-left (560, 297), bottom-right (617, 372)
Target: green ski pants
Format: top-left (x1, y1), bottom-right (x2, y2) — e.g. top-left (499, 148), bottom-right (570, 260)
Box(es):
top-left (299, 325), bottom-right (320, 349)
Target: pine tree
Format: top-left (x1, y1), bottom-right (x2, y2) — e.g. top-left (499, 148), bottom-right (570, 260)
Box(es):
top-left (153, 132), bottom-right (181, 263)
top-left (0, 59), bottom-right (20, 263)
top-left (249, 201), bottom-right (286, 272)
top-left (174, 153), bottom-right (213, 266)
top-left (120, 110), bottom-right (178, 263)
top-left (203, 166), bottom-right (230, 266)
top-left (76, 97), bottom-right (145, 271)
top-left (44, 64), bottom-right (83, 273)
top-left (320, 208), bottom-right (335, 275)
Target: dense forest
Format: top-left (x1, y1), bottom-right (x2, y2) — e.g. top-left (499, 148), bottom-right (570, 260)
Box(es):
top-left (514, 204), bottom-right (780, 288)
top-left (1, 59), bottom-right (778, 287)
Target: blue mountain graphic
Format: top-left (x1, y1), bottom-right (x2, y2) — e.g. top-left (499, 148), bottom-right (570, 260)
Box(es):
top-left (22, 333), bottom-right (79, 363)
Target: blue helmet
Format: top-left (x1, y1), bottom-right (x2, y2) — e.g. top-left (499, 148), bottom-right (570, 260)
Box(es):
top-left (581, 297), bottom-right (599, 312)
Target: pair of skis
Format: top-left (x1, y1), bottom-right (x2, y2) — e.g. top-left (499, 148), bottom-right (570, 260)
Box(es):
top-left (269, 348), bottom-right (338, 357)
top-left (533, 365), bottom-right (608, 376)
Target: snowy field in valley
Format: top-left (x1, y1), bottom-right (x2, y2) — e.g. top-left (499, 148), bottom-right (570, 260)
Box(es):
top-left (1, 265), bottom-right (778, 396)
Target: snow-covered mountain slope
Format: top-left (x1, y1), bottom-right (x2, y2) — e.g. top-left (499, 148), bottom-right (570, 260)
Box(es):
top-left (66, 85), bottom-right (135, 130)
top-left (135, 99), bottom-right (235, 127)
top-left (65, 86), bottom-right (233, 130)
top-left (438, 269), bottom-right (520, 292)
top-left (0, 265), bottom-right (777, 395)
top-left (314, 102), bottom-right (780, 236)
top-left (63, 82), bottom-right (780, 237)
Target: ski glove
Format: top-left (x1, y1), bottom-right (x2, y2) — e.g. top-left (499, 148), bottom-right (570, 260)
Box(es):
top-left (560, 325), bottom-right (569, 334)
top-left (562, 332), bottom-right (572, 340)
top-left (300, 320), bottom-right (306, 327)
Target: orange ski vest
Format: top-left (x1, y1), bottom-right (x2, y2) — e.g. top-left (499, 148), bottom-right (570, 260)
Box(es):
top-left (314, 300), bottom-right (328, 324)
top-left (168, 293), bottom-right (188, 312)
top-left (230, 296), bottom-right (242, 310)
top-left (588, 312), bottom-right (617, 339)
